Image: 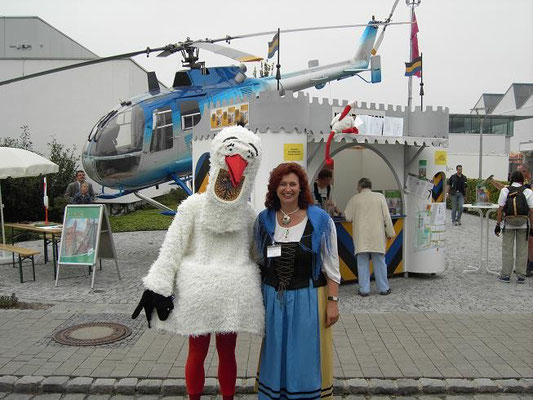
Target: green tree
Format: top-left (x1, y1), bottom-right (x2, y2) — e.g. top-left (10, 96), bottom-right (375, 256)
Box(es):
top-left (0, 129), bottom-right (78, 223)
top-left (47, 138), bottom-right (79, 221)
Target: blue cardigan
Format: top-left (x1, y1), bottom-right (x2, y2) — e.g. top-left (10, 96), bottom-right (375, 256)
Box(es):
top-left (254, 205), bottom-right (332, 280)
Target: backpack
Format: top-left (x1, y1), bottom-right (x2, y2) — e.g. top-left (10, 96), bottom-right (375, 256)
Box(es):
top-left (503, 186), bottom-right (529, 226)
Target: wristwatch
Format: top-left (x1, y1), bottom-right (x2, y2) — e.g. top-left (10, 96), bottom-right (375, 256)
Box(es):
top-left (327, 296), bottom-right (339, 302)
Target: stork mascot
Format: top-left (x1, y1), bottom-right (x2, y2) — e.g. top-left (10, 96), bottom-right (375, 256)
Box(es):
top-left (132, 126), bottom-right (264, 399)
top-left (325, 101), bottom-right (361, 168)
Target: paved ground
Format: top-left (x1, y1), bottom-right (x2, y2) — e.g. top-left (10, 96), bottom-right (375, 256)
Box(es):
top-left (0, 211), bottom-right (531, 391)
top-left (0, 395), bottom-right (532, 400)
top-left (0, 395), bottom-right (533, 399)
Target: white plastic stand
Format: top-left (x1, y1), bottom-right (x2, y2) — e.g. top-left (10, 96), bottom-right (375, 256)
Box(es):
top-left (463, 203), bottom-right (500, 274)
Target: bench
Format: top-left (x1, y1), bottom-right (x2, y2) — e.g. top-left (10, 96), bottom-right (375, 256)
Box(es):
top-left (0, 244), bottom-right (40, 283)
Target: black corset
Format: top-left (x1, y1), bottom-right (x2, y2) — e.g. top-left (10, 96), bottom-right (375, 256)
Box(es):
top-left (261, 220), bottom-right (327, 290)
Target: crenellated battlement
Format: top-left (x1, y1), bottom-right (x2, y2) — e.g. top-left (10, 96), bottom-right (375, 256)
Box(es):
top-left (193, 90), bottom-right (449, 141)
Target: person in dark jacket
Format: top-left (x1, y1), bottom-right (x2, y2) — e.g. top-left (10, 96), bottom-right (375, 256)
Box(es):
top-left (446, 165), bottom-right (467, 225)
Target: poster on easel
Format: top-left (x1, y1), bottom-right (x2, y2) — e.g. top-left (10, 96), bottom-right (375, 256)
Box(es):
top-left (57, 204), bottom-right (120, 289)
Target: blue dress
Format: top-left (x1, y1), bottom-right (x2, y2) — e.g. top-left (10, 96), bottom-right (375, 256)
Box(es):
top-left (255, 207), bottom-right (336, 400)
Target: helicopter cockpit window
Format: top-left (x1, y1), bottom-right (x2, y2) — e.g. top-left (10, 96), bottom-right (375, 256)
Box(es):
top-left (91, 104), bottom-right (144, 157)
top-left (150, 108), bottom-right (174, 152)
top-left (180, 100), bottom-right (201, 131)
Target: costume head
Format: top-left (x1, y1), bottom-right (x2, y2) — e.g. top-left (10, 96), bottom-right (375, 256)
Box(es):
top-left (201, 126), bottom-right (262, 232)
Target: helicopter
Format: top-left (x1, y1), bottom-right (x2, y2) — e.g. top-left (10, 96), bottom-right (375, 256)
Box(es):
top-left (0, 1), bottom-right (408, 209)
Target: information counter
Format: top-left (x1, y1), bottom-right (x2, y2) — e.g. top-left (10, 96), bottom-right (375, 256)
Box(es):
top-left (334, 216), bottom-right (405, 283)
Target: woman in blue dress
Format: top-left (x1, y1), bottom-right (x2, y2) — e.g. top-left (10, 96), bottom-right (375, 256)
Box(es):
top-left (254, 162), bottom-right (340, 400)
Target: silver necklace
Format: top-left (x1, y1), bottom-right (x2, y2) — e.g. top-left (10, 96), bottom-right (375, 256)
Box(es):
top-left (280, 207), bottom-right (299, 225)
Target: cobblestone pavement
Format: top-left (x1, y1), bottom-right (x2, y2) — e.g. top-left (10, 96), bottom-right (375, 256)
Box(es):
top-left (0, 395), bottom-right (532, 400)
top-left (0, 395), bottom-right (532, 399)
top-left (0, 211), bottom-right (531, 389)
top-left (0, 212), bottom-right (530, 312)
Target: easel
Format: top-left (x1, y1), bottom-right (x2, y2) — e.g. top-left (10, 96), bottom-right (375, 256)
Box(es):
top-left (56, 204), bottom-right (121, 289)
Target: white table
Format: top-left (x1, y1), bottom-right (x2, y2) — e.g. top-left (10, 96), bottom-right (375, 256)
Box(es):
top-left (463, 204), bottom-right (500, 274)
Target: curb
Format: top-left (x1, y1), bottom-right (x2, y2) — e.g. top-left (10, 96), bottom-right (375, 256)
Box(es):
top-left (0, 376), bottom-right (532, 395)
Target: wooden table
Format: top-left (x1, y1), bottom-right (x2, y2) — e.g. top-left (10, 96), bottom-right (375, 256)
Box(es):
top-left (5, 222), bottom-right (63, 278)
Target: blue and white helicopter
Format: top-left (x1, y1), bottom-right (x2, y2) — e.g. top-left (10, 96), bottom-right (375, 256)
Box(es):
top-left (1, 1), bottom-right (407, 208)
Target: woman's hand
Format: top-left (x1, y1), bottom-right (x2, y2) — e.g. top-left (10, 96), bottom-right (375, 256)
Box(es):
top-left (326, 300), bottom-right (339, 328)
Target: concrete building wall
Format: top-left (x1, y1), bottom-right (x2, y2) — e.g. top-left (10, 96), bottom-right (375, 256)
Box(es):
top-left (0, 59), bottom-right (150, 152)
top-left (0, 17), bottom-right (96, 60)
top-left (447, 133), bottom-right (510, 180)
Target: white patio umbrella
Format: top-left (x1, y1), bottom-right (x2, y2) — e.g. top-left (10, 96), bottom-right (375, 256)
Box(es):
top-left (0, 147), bottom-right (59, 261)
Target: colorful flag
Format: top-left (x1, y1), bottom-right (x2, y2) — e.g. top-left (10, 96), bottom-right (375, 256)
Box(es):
top-left (267, 32), bottom-right (279, 59)
top-left (409, 11), bottom-right (421, 78)
top-left (405, 56), bottom-right (422, 76)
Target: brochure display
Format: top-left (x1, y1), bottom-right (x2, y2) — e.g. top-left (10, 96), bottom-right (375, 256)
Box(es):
top-left (56, 204), bottom-right (120, 289)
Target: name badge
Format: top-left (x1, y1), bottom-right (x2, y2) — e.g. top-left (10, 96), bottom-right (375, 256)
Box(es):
top-left (267, 245), bottom-right (282, 258)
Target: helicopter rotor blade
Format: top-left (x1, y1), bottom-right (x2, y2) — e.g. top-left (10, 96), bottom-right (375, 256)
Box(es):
top-left (0, 45), bottom-right (174, 86)
top-left (194, 42), bottom-right (263, 62)
top-left (371, 0), bottom-right (401, 55)
top-left (156, 43), bottom-right (187, 57)
top-left (203, 21), bottom-right (412, 44)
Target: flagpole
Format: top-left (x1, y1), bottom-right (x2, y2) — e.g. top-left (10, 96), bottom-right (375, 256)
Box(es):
top-left (419, 52), bottom-right (424, 109)
top-left (276, 28), bottom-right (281, 91)
top-left (407, 2), bottom-right (413, 110)
top-left (406, 0), bottom-right (421, 110)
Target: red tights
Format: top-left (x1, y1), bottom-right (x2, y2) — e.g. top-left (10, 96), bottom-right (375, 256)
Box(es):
top-left (185, 332), bottom-right (237, 399)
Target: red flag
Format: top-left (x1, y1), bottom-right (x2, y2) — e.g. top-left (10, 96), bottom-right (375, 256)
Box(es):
top-left (410, 12), bottom-right (421, 78)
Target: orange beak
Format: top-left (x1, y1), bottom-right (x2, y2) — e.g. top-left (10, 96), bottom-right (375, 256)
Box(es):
top-left (225, 155), bottom-right (248, 187)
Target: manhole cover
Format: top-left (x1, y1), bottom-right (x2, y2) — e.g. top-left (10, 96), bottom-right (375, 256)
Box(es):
top-left (53, 322), bottom-right (131, 346)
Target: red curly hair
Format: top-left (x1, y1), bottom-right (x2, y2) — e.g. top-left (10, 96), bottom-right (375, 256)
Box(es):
top-left (264, 163), bottom-right (314, 210)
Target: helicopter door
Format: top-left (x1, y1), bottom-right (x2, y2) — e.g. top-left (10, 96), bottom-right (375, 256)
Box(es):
top-left (150, 107), bottom-right (174, 153)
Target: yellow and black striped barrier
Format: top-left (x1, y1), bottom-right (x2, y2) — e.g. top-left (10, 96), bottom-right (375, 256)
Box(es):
top-left (194, 152), bottom-right (210, 194)
top-left (336, 218), bottom-right (404, 283)
top-left (432, 172), bottom-right (446, 202)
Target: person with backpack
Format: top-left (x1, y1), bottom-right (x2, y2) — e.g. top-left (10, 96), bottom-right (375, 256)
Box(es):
top-left (494, 170), bottom-right (533, 283)
top-left (446, 165), bottom-right (468, 226)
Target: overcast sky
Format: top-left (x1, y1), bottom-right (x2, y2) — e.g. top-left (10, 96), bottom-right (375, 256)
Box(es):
top-left (1, 0), bottom-right (532, 113)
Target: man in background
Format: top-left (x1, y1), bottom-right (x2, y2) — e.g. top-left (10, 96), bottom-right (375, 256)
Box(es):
top-left (344, 177), bottom-right (396, 296)
top-left (65, 170), bottom-right (95, 204)
top-left (447, 165), bottom-right (467, 226)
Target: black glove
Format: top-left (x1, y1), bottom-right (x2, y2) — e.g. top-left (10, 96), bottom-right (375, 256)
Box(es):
top-left (494, 224), bottom-right (501, 236)
top-left (132, 289), bottom-right (174, 328)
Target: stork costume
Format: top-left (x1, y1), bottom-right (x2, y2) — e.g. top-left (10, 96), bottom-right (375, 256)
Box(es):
top-left (141, 126), bottom-right (264, 398)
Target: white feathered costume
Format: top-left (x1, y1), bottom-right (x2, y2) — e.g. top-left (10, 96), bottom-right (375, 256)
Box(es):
top-left (142, 126), bottom-right (264, 336)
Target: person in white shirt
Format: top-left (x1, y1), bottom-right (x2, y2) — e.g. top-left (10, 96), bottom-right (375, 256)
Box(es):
top-left (494, 170), bottom-right (533, 283)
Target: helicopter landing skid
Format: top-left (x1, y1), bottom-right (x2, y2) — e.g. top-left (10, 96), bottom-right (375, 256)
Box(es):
top-left (133, 191), bottom-right (175, 215)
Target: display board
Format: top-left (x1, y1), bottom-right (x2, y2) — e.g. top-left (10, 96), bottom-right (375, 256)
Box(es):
top-left (57, 204), bottom-right (120, 288)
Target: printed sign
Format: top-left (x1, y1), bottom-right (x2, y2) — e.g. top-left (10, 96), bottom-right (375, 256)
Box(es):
top-left (59, 205), bottom-right (101, 265)
top-left (415, 203), bottom-right (446, 251)
top-left (284, 144), bottom-right (304, 161)
top-left (57, 204), bottom-right (120, 289)
top-left (435, 150), bottom-right (447, 165)
top-left (210, 103), bottom-right (249, 130)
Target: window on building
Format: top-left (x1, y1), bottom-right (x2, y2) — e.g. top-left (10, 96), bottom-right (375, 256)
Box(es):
top-left (180, 100), bottom-right (201, 130)
top-left (150, 108), bottom-right (173, 152)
